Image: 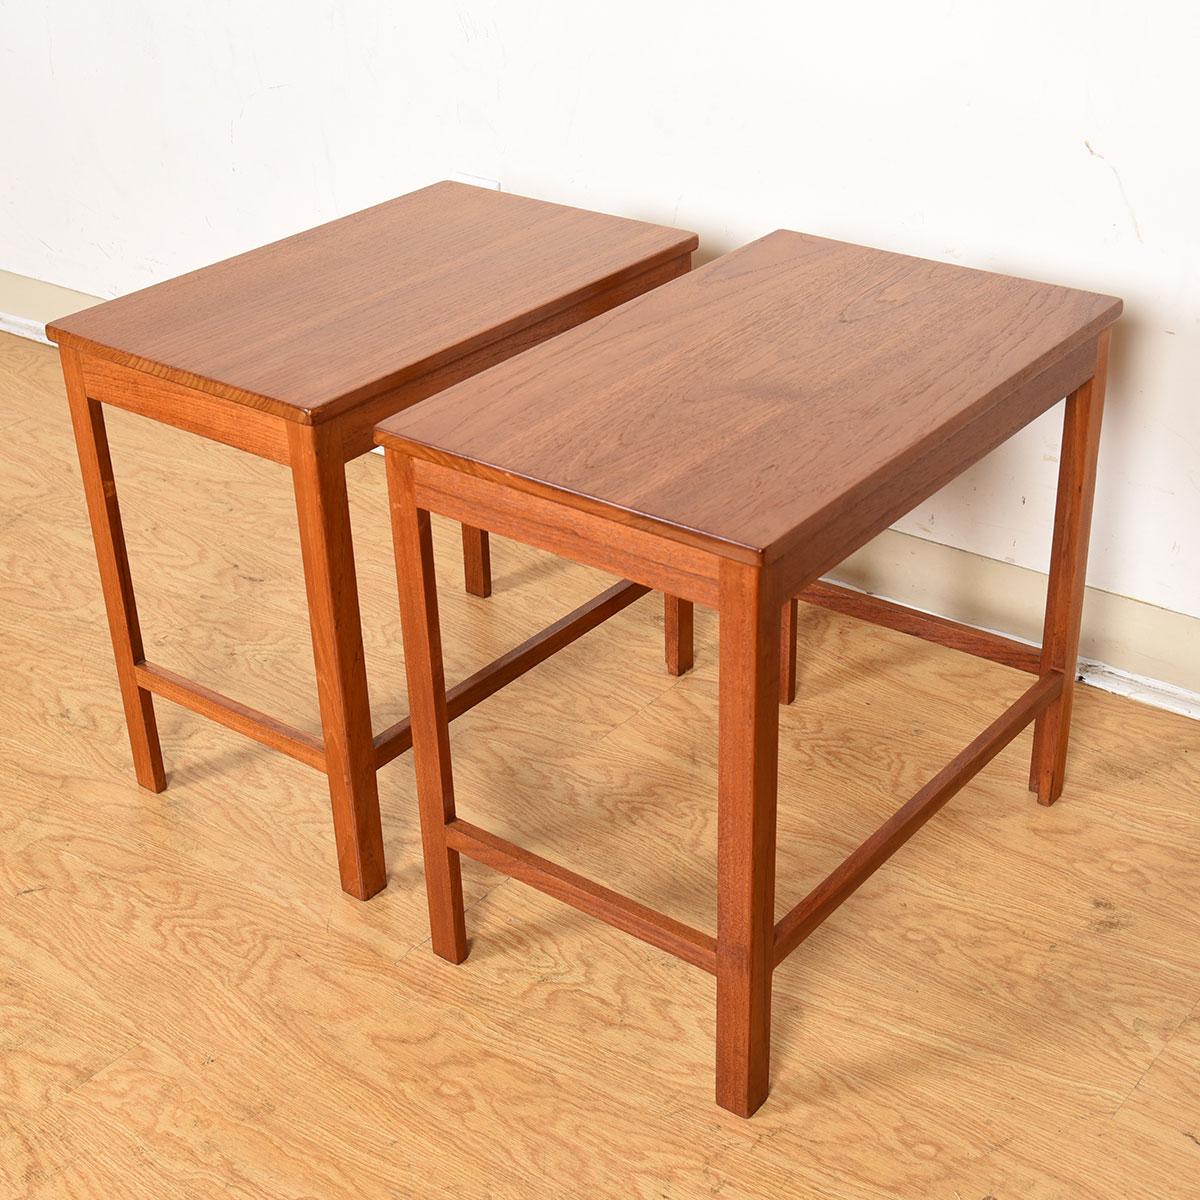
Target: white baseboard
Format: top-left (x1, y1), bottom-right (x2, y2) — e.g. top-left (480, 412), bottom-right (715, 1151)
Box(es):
top-left (4, 268), bottom-right (1197, 719)
top-left (0, 309), bottom-right (53, 345)
top-left (1079, 662), bottom-right (1200, 721)
top-left (830, 529), bottom-right (1200, 704)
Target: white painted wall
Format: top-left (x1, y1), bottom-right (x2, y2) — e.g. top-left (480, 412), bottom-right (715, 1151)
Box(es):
top-left (3, 1), bottom-right (1198, 622)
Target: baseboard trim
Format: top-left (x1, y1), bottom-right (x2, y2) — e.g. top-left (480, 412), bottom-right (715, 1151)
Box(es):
top-left (1078, 662), bottom-right (1200, 721)
top-left (819, 566), bottom-right (1200, 721)
top-left (0, 269), bottom-right (102, 346)
top-left (0, 309), bottom-right (52, 345)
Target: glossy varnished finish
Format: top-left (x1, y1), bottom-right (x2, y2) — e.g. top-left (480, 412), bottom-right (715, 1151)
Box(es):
top-left (379, 231), bottom-right (1121, 1117)
top-left (377, 231), bottom-right (1120, 568)
top-left (48, 184), bottom-right (697, 899)
top-left (47, 182), bottom-right (696, 423)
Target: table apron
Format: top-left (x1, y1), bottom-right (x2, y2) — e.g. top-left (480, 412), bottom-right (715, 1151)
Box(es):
top-left (80, 353), bottom-right (291, 464)
top-left (410, 456), bottom-right (723, 607)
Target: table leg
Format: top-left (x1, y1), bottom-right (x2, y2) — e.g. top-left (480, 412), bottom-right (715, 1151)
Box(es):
top-left (386, 453), bottom-right (468, 962)
top-left (461, 525), bottom-right (492, 598)
top-left (1030, 330), bottom-right (1109, 806)
top-left (716, 559), bottom-right (780, 1117)
top-left (779, 597), bottom-right (798, 705)
top-left (289, 422), bottom-right (387, 900)
top-left (665, 595), bottom-right (694, 675)
top-left (62, 350), bottom-right (166, 793)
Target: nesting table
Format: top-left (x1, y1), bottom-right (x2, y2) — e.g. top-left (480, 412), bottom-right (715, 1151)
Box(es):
top-left (48, 182), bottom-right (696, 900)
top-left (376, 231), bottom-right (1121, 1115)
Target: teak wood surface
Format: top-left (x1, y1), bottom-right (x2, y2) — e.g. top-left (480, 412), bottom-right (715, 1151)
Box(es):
top-left (377, 232), bottom-right (1122, 1116)
top-left (7, 330), bottom-right (1199, 1197)
top-left (47, 183), bottom-right (696, 900)
top-left (46, 182), bottom-right (696, 424)
top-left (381, 230), bottom-right (1119, 571)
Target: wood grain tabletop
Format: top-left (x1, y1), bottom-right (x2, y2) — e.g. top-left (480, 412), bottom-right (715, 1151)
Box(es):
top-left (377, 231), bottom-right (1121, 566)
top-left (46, 182), bottom-right (697, 423)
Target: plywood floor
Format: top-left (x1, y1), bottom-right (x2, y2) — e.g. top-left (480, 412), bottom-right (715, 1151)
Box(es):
top-left (2, 330), bottom-right (1198, 1199)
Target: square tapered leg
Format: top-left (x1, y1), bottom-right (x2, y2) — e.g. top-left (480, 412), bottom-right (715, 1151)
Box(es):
top-left (62, 350), bottom-right (166, 793)
top-left (386, 453), bottom-right (468, 961)
top-left (715, 559), bottom-right (781, 1117)
top-left (1030, 331), bottom-right (1109, 805)
top-left (290, 422), bottom-right (387, 900)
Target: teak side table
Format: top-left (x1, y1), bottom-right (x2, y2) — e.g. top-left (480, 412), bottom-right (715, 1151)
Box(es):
top-left (375, 231), bottom-right (1121, 1116)
top-left (47, 182), bottom-right (696, 900)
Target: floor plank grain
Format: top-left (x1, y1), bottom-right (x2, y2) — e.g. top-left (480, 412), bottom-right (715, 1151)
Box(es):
top-left (1, 332), bottom-right (1197, 1197)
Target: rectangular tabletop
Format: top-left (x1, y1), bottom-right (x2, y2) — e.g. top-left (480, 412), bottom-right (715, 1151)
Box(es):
top-left (376, 231), bottom-right (1121, 571)
top-left (46, 182), bottom-right (697, 424)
